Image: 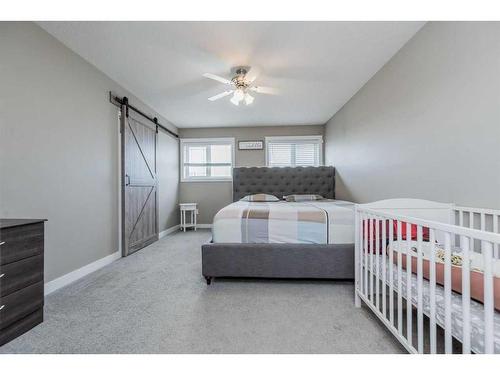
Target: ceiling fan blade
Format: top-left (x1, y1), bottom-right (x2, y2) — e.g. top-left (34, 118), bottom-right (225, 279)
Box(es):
top-left (208, 90), bottom-right (234, 101)
top-left (250, 86), bottom-right (279, 95)
top-left (203, 73), bottom-right (232, 85)
top-left (245, 66), bottom-right (261, 82)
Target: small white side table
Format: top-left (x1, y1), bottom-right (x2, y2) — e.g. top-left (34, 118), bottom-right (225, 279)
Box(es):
top-left (180, 203), bottom-right (198, 232)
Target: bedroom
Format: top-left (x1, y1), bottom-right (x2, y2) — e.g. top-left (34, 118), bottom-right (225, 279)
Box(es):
top-left (1, 1), bottom-right (500, 369)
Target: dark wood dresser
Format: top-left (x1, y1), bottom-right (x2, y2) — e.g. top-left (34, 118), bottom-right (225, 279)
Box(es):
top-left (0, 219), bottom-right (46, 346)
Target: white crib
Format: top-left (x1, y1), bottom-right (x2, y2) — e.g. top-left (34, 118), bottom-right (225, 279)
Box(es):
top-left (354, 199), bottom-right (500, 354)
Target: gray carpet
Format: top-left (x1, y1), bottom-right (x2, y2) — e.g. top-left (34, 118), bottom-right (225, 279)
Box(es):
top-left (0, 230), bottom-right (404, 354)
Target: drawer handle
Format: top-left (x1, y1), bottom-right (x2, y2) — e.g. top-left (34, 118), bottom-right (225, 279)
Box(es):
top-left (0, 305), bottom-right (4, 311)
top-left (0, 241), bottom-right (5, 246)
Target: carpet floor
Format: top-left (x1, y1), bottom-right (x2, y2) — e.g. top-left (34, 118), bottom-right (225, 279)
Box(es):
top-left (0, 230), bottom-right (404, 354)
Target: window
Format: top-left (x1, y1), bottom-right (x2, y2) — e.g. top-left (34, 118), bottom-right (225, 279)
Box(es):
top-left (265, 136), bottom-right (323, 167)
top-left (180, 138), bottom-right (234, 182)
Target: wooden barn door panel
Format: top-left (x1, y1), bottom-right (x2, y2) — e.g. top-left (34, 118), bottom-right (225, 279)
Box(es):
top-left (121, 108), bottom-right (158, 256)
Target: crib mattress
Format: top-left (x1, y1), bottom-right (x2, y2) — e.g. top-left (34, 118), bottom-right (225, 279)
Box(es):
top-left (387, 241), bottom-right (500, 311)
top-left (367, 255), bottom-right (500, 353)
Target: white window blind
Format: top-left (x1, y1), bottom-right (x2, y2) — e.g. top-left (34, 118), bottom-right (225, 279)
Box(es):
top-left (265, 136), bottom-right (323, 167)
top-left (180, 138), bottom-right (234, 181)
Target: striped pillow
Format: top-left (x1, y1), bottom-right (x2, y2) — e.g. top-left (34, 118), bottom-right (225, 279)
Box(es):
top-left (284, 194), bottom-right (323, 202)
top-left (240, 194), bottom-right (280, 202)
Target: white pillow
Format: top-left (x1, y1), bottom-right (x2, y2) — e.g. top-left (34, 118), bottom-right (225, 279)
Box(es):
top-left (240, 194), bottom-right (280, 202)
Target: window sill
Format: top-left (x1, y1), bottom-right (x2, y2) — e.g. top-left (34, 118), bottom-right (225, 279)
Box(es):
top-left (180, 179), bottom-right (233, 183)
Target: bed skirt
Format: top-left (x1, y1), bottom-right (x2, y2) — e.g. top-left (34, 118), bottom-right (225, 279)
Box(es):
top-left (201, 242), bottom-right (354, 282)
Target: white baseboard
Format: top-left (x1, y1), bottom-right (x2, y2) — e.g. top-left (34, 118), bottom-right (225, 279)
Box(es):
top-left (159, 224), bottom-right (180, 238)
top-left (162, 223), bottom-right (212, 233)
top-left (196, 224), bottom-right (212, 229)
top-left (44, 250), bottom-right (121, 296)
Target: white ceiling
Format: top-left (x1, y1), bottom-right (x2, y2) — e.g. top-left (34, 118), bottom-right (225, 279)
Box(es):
top-left (38, 21), bottom-right (424, 128)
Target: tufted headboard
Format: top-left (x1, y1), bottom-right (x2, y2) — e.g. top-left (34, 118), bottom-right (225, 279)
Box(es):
top-left (232, 166), bottom-right (335, 201)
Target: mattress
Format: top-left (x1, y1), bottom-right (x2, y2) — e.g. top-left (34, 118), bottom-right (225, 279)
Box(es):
top-left (367, 255), bottom-right (500, 353)
top-left (212, 199), bottom-right (354, 244)
top-left (387, 241), bottom-right (500, 310)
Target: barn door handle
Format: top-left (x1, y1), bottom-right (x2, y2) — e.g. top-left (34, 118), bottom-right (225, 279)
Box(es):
top-left (125, 174), bottom-right (130, 186)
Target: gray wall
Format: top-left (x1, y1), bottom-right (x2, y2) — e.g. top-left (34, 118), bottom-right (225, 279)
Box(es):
top-left (158, 131), bottom-right (180, 231)
top-left (179, 125), bottom-right (325, 223)
top-left (325, 22), bottom-right (500, 209)
top-left (0, 22), bottom-right (179, 282)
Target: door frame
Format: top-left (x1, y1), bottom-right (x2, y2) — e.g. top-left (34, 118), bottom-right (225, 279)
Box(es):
top-left (118, 108), bottom-right (123, 258)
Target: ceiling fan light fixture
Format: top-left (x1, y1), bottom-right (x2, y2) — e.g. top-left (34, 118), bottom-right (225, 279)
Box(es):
top-left (244, 93), bottom-right (254, 105)
top-left (230, 94), bottom-right (240, 106)
top-left (234, 89), bottom-right (245, 100)
top-left (230, 89), bottom-right (245, 106)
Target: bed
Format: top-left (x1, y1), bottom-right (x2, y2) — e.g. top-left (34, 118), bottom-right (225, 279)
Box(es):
top-left (201, 166), bottom-right (355, 284)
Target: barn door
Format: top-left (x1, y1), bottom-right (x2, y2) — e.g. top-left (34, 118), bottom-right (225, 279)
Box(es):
top-left (121, 105), bottom-right (159, 256)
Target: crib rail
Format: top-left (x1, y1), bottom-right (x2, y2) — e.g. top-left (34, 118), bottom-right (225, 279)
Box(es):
top-left (354, 206), bottom-right (500, 354)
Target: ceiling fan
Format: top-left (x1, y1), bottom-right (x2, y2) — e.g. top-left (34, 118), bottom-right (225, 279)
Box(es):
top-left (203, 66), bottom-right (278, 106)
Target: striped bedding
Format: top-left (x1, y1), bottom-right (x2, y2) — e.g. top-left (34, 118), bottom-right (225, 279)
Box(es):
top-left (212, 200), bottom-right (354, 244)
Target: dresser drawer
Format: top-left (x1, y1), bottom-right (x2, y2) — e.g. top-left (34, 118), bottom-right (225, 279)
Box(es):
top-left (0, 281), bottom-right (44, 329)
top-left (0, 223), bottom-right (44, 265)
top-left (0, 308), bottom-right (43, 346)
top-left (0, 255), bottom-right (44, 297)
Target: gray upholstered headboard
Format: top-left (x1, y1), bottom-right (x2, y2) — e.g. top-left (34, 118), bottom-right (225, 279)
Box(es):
top-left (232, 166), bottom-right (335, 201)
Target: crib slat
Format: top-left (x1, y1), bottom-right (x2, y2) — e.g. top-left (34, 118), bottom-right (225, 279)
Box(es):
top-left (406, 223), bottom-right (413, 347)
top-left (397, 221), bottom-right (403, 336)
top-left (459, 211), bottom-right (464, 248)
top-left (416, 225), bottom-right (424, 354)
top-left (389, 219), bottom-right (395, 326)
top-left (354, 209), bottom-right (363, 306)
top-left (482, 241), bottom-right (494, 354)
top-left (369, 217), bottom-right (374, 303)
top-left (444, 232), bottom-right (452, 354)
top-left (494, 215), bottom-right (499, 259)
top-left (375, 217), bottom-right (380, 311)
top-left (360, 213), bottom-right (363, 295)
top-left (470, 213), bottom-right (475, 252)
top-left (429, 229), bottom-right (437, 354)
top-left (460, 235), bottom-right (471, 353)
top-left (363, 214), bottom-right (368, 297)
top-left (382, 218), bottom-right (387, 318)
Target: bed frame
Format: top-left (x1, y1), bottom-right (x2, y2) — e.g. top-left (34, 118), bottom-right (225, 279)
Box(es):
top-left (201, 166), bottom-right (355, 284)
top-left (354, 198), bottom-right (500, 354)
